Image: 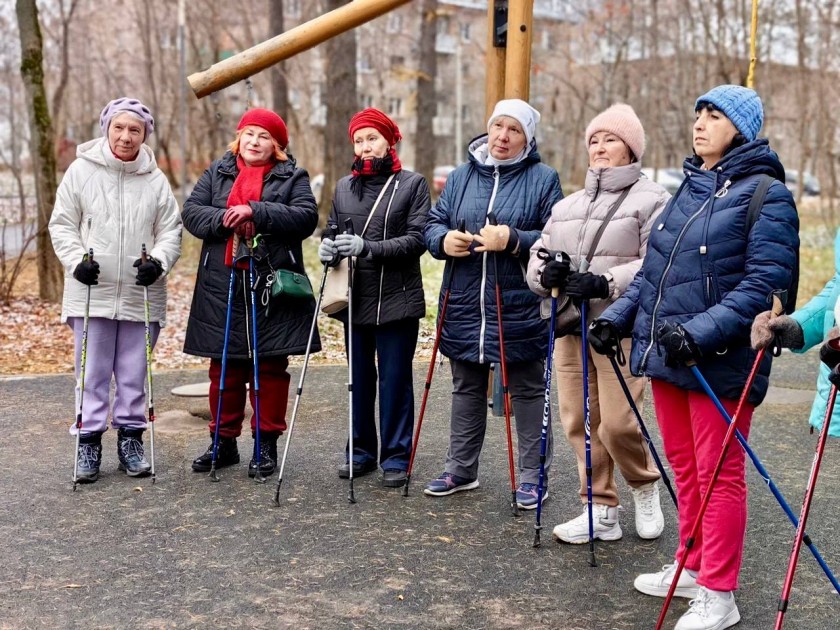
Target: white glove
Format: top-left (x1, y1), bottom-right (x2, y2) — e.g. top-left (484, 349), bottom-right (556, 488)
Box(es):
top-left (318, 238), bottom-right (338, 263)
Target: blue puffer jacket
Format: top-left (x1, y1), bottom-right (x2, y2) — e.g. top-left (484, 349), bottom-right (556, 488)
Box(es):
top-left (605, 139), bottom-right (799, 405)
top-left (791, 228), bottom-right (840, 437)
top-left (425, 136), bottom-right (563, 364)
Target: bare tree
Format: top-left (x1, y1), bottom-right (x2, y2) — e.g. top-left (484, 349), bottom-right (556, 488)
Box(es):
top-left (16, 0), bottom-right (61, 302)
top-left (320, 0), bottom-right (358, 226)
top-left (414, 0), bottom-right (437, 186)
top-left (269, 0), bottom-right (289, 116)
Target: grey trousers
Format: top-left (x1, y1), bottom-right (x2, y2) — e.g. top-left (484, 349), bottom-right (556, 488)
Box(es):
top-left (445, 358), bottom-right (552, 485)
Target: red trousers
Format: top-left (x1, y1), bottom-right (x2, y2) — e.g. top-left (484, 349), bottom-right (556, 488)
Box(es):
top-left (651, 379), bottom-right (754, 592)
top-left (208, 356), bottom-right (290, 438)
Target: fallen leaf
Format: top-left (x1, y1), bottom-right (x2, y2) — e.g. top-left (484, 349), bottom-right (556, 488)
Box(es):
top-left (63, 584), bottom-right (83, 589)
top-left (435, 536), bottom-right (453, 543)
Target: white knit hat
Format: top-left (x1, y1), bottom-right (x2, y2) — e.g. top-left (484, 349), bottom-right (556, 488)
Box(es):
top-left (487, 99), bottom-right (541, 147)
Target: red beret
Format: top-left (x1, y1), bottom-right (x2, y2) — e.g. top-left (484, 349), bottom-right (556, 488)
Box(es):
top-left (237, 108), bottom-right (289, 149)
top-left (348, 108), bottom-right (402, 146)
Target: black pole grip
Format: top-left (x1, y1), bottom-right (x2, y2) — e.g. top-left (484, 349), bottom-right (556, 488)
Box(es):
top-left (344, 217), bottom-right (355, 236)
top-left (458, 219), bottom-right (466, 233)
top-left (487, 212), bottom-right (498, 226)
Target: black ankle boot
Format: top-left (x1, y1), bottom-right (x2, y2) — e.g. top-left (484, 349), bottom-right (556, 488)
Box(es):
top-left (248, 434), bottom-right (279, 477)
top-left (191, 435), bottom-right (240, 472)
top-left (76, 431), bottom-right (103, 483)
top-left (117, 428), bottom-right (152, 477)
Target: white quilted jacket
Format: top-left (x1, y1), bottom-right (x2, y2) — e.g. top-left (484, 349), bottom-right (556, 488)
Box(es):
top-left (49, 137), bottom-right (182, 326)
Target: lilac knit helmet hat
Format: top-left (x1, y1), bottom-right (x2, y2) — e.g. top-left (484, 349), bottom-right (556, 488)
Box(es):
top-left (99, 97), bottom-right (155, 140)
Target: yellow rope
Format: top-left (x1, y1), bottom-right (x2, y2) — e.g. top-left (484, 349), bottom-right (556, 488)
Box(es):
top-left (746, 0), bottom-right (759, 88)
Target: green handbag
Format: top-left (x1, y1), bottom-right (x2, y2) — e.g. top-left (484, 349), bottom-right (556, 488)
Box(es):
top-left (269, 268), bottom-right (314, 300)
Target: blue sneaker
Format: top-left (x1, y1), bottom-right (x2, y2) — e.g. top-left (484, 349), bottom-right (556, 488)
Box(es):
top-left (516, 483), bottom-right (549, 510)
top-left (423, 472), bottom-right (479, 496)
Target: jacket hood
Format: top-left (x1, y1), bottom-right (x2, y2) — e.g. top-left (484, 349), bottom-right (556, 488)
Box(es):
top-left (467, 134), bottom-right (542, 169)
top-left (684, 138), bottom-right (785, 183)
top-left (76, 137), bottom-right (158, 175)
top-left (585, 162), bottom-right (641, 196)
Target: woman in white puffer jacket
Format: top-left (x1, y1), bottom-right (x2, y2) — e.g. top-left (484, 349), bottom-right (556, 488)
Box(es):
top-left (49, 97), bottom-right (181, 484)
top-left (527, 104), bottom-right (669, 544)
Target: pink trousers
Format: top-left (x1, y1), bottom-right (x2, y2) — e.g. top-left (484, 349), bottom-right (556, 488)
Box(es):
top-left (651, 379), bottom-right (754, 591)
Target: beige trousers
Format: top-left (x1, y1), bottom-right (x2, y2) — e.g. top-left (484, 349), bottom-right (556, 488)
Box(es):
top-left (554, 336), bottom-right (660, 506)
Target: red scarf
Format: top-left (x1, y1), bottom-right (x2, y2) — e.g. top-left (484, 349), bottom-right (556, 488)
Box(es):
top-left (224, 155), bottom-right (273, 267)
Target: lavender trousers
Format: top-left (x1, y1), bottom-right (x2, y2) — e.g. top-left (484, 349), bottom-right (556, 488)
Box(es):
top-left (68, 317), bottom-right (160, 435)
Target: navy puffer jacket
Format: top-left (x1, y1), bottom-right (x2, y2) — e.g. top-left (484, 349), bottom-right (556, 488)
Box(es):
top-left (425, 136), bottom-right (563, 364)
top-left (605, 139), bottom-right (799, 405)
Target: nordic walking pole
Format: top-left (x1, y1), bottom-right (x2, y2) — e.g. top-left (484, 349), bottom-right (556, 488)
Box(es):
top-left (775, 377), bottom-right (838, 628)
top-left (247, 237), bottom-right (266, 484)
top-left (274, 228), bottom-right (334, 505)
top-left (656, 293), bottom-right (840, 627)
top-left (345, 217), bottom-right (358, 504)
top-left (404, 218), bottom-right (466, 497)
top-left (577, 259), bottom-right (597, 567)
top-left (487, 212), bottom-right (520, 518)
top-left (72, 248), bottom-right (94, 491)
top-left (533, 248), bottom-right (567, 547)
top-left (140, 244), bottom-right (157, 484)
top-left (605, 354), bottom-right (677, 508)
top-left (209, 238), bottom-right (238, 482)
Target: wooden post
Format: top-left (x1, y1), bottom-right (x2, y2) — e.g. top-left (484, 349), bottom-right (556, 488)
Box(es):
top-left (504, 0), bottom-right (533, 100)
top-left (485, 0), bottom-right (507, 121)
top-left (188, 0), bottom-right (411, 99)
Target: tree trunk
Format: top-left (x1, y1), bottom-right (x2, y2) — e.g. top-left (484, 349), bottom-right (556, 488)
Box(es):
top-left (320, 0), bottom-right (357, 227)
top-left (269, 0), bottom-right (289, 116)
top-left (414, 0), bottom-right (438, 186)
top-left (16, 0), bottom-right (62, 302)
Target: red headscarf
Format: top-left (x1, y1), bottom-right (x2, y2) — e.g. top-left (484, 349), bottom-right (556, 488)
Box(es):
top-left (348, 108), bottom-right (402, 145)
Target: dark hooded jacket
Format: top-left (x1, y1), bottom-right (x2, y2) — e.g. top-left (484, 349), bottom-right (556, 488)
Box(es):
top-left (327, 169), bottom-right (431, 326)
top-left (424, 136), bottom-right (563, 364)
top-left (182, 151), bottom-right (321, 359)
top-left (604, 139), bottom-right (799, 405)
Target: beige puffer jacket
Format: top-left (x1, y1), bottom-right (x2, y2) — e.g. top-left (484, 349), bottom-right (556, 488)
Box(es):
top-left (49, 137), bottom-right (182, 326)
top-left (526, 162), bottom-right (670, 320)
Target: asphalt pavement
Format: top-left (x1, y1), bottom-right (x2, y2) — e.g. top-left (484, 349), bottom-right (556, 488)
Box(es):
top-left (0, 351), bottom-right (838, 629)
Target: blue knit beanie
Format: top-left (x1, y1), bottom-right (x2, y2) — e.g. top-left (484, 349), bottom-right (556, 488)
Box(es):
top-left (695, 85), bottom-right (764, 142)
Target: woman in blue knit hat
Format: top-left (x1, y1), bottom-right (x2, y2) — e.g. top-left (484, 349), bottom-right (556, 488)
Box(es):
top-left (588, 85), bottom-right (799, 629)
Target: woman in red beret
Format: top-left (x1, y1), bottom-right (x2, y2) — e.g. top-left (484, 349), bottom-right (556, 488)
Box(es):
top-left (183, 108), bottom-right (320, 478)
top-left (319, 107), bottom-right (431, 487)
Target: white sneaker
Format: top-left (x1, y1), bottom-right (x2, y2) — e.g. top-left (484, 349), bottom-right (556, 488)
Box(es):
top-left (634, 563), bottom-right (699, 599)
top-left (675, 587), bottom-right (740, 630)
top-left (552, 504), bottom-right (622, 544)
top-left (631, 481), bottom-right (665, 539)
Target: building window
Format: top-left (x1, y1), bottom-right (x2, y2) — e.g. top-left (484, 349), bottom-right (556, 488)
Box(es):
top-left (437, 15), bottom-right (450, 36)
top-left (460, 22), bottom-right (471, 42)
top-left (391, 55), bottom-right (405, 68)
top-left (286, 0), bottom-right (301, 19)
top-left (360, 94), bottom-right (374, 109)
top-left (388, 98), bottom-right (403, 117)
top-left (387, 13), bottom-right (403, 33)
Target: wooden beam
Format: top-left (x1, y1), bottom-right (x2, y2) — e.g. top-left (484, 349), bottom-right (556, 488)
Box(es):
top-left (504, 0), bottom-right (533, 100)
top-left (485, 0), bottom-right (507, 121)
top-left (188, 0), bottom-right (411, 99)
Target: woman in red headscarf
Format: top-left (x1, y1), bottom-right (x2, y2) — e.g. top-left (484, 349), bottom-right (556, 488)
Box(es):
top-left (319, 107), bottom-right (431, 487)
top-left (183, 108), bottom-right (320, 478)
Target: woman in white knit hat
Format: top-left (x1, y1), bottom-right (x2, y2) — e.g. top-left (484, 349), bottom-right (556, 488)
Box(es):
top-left (527, 103), bottom-right (670, 542)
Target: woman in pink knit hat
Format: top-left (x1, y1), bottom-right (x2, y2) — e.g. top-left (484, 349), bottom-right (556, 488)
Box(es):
top-left (527, 103), bottom-right (670, 541)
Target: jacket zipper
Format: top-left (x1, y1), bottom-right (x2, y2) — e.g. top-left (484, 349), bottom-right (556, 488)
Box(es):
top-left (376, 179), bottom-right (399, 325)
top-left (479, 168), bottom-right (501, 364)
top-left (577, 173), bottom-right (601, 264)
top-left (114, 166), bottom-right (125, 319)
top-left (640, 179), bottom-right (731, 371)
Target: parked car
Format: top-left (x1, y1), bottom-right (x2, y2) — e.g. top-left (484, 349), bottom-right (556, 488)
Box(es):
top-left (784, 169), bottom-right (821, 197)
top-left (640, 167), bottom-right (685, 195)
top-left (433, 165), bottom-right (456, 195)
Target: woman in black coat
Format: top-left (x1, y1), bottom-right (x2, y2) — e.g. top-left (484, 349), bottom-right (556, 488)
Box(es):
top-left (319, 108), bottom-right (431, 488)
top-left (182, 108), bottom-right (320, 478)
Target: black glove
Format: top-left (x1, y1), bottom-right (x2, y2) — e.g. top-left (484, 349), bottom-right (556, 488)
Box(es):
top-left (565, 272), bottom-right (610, 300)
top-left (829, 365), bottom-right (840, 388)
top-left (133, 256), bottom-right (163, 286)
top-left (819, 337), bottom-right (840, 371)
top-left (589, 319), bottom-right (621, 357)
top-left (73, 255), bottom-right (100, 286)
top-left (657, 321), bottom-right (701, 367)
top-left (540, 257), bottom-right (571, 291)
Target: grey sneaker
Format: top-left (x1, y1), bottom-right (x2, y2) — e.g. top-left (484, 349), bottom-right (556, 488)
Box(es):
top-left (76, 432), bottom-right (103, 483)
top-left (117, 428), bottom-right (151, 477)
